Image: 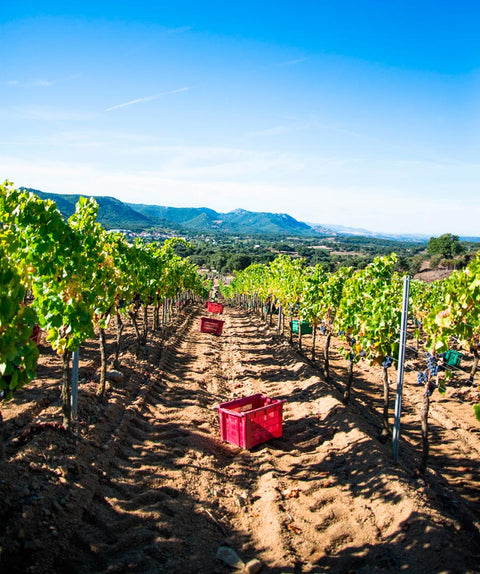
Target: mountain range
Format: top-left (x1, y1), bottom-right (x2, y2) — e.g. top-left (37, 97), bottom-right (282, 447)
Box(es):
top-left (20, 188), bottom-right (478, 242)
top-left (23, 188), bottom-right (320, 236)
top-left (128, 204), bottom-right (314, 235)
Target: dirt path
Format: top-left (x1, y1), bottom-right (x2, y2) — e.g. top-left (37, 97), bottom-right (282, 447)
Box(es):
top-left (1, 304), bottom-right (480, 573)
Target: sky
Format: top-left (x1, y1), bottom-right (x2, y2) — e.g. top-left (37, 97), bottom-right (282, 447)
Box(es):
top-left (1, 1), bottom-right (479, 236)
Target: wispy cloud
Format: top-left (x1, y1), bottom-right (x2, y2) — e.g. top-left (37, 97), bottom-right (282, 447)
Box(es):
top-left (5, 74), bottom-right (80, 88)
top-left (2, 149), bottom-right (479, 236)
top-left (7, 79), bottom-right (54, 87)
top-left (10, 105), bottom-right (94, 121)
top-left (278, 57), bottom-right (307, 67)
top-left (247, 124), bottom-right (303, 138)
top-left (247, 119), bottom-right (313, 138)
top-left (105, 87), bottom-right (191, 112)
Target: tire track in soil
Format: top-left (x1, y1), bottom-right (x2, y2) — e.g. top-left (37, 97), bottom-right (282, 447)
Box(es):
top-left (203, 308), bottom-right (480, 573)
top-left (6, 304), bottom-right (480, 573)
top-left (47, 307), bottom-right (251, 574)
top-left (1, 308), bottom-right (198, 574)
top-left (62, 308), bottom-right (229, 574)
top-left (94, 306), bottom-right (478, 572)
top-left (217, 311), bottom-right (394, 572)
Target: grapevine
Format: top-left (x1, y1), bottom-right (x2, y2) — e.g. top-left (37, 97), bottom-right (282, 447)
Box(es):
top-left (0, 182), bottom-right (208, 431)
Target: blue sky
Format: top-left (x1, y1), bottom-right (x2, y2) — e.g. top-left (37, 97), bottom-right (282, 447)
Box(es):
top-left (1, 1), bottom-right (479, 235)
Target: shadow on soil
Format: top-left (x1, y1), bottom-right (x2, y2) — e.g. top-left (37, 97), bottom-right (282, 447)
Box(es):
top-left (2, 305), bottom-right (479, 573)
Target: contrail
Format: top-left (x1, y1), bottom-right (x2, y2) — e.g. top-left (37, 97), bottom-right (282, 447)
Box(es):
top-left (105, 87), bottom-right (190, 111)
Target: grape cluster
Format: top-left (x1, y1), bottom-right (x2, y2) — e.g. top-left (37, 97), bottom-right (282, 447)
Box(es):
top-left (382, 356), bottom-right (393, 369)
top-left (319, 325), bottom-right (326, 335)
top-left (426, 353), bottom-right (438, 376)
top-left (417, 370), bottom-right (428, 385)
top-left (417, 370), bottom-right (436, 396)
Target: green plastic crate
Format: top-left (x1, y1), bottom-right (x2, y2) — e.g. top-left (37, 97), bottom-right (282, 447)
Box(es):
top-left (444, 349), bottom-right (463, 367)
top-left (291, 320), bottom-right (313, 335)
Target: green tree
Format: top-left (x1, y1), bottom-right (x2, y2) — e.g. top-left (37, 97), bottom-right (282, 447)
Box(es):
top-left (226, 254), bottom-right (252, 272)
top-left (409, 254), bottom-right (425, 276)
top-left (427, 233), bottom-right (465, 259)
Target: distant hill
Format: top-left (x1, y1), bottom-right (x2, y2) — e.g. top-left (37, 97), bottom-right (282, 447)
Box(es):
top-left (128, 204), bottom-right (314, 235)
top-left (16, 188), bottom-right (480, 242)
top-left (19, 188), bottom-right (315, 235)
top-left (21, 188), bottom-right (154, 231)
top-left (314, 223), bottom-right (430, 243)
top-left (18, 188), bottom-right (318, 235)
top-left (460, 236), bottom-right (480, 243)
top-left (316, 224), bottom-right (480, 244)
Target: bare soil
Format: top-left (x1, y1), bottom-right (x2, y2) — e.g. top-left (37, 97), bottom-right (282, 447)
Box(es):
top-left (1, 303), bottom-right (480, 573)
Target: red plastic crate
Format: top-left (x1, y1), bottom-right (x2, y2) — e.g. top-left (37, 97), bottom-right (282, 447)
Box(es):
top-left (218, 394), bottom-right (286, 449)
top-left (199, 316), bottom-right (225, 335)
top-left (207, 301), bottom-right (224, 314)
